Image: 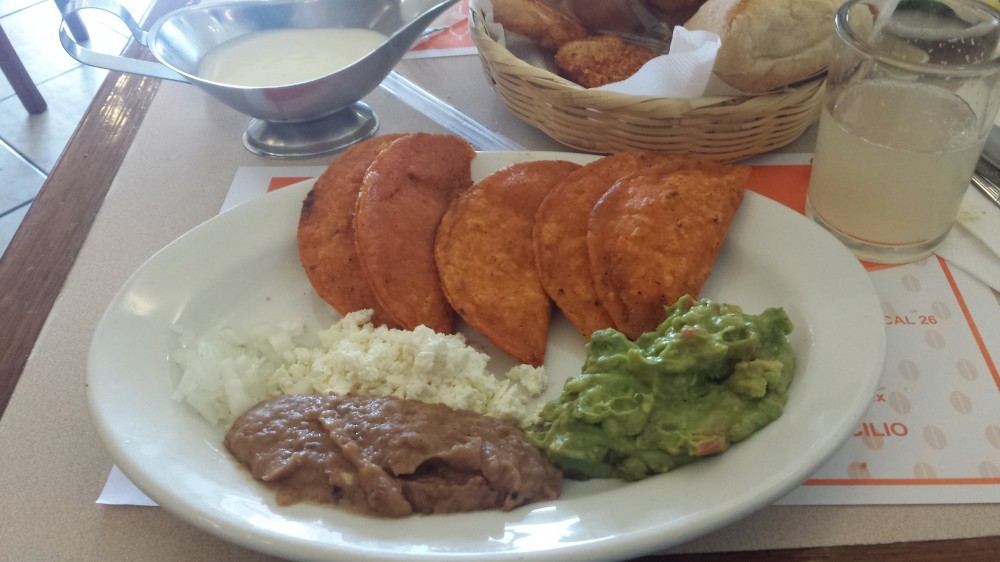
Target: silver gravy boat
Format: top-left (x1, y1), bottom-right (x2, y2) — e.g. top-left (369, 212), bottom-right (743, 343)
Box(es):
top-left (60, 0), bottom-right (459, 158)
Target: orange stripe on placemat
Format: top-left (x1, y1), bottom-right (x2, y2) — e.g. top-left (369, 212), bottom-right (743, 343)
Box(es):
top-left (937, 256), bottom-right (1000, 392)
top-left (268, 177), bottom-right (312, 192)
top-left (747, 165), bottom-right (811, 214)
top-left (411, 0), bottom-right (471, 51)
top-left (804, 477), bottom-right (1000, 486)
top-left (860, 261), bottom-right (903, 272)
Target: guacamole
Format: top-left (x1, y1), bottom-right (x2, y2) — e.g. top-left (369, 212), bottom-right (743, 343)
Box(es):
top-left (527, 296), bottom-right (795, 481)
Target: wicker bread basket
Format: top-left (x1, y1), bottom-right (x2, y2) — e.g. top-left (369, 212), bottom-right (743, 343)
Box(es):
top-left (469, 1), bottom-right (826, 161)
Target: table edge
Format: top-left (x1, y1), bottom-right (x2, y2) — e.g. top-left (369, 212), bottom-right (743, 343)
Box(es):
top-left (0, 4), bottom-right (182, 418)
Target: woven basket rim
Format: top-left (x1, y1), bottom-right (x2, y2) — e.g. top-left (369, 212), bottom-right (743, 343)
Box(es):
top-left (467, 0), bottom-right (825, 160)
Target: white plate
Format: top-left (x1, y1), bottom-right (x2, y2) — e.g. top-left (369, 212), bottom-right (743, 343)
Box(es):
top-left (88, 152), bottom-right (886, 562)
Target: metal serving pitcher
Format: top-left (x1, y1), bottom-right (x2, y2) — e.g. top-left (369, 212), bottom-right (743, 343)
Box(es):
top-left (60, 0), bottom-right (459, 158)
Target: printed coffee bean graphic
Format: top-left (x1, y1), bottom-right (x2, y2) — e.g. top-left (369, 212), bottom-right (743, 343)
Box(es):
top-left (848, 462), bottom-right (872, 479)
top-left (949, 391), bottom-right (973, 415)
top-left (861, 434), bottom-right (884, 450)
top-left (979, 461), bottom-right (1000, 478)
top-left (957, 359), bottom-right (979, 381)
top-left (898, 359), bottom-right (920, 382)
top-left (986, 425), bottom-right (1000, 449)
top-left (901, 274), bottom-right (921, 292)
top-left (888, 392), bottom-right (911, 415)
top-left (930, 300), bottom-right (952, 321)
top-left (913, 462), bottom-right (937, 479)
top-left (924, 425), bottom-right (947, 450)
top-left (923, 330), bottom-right (945, 350)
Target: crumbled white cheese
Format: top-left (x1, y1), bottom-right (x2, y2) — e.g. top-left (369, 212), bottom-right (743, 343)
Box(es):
top-left (171, 310), bottom-right (547, 427)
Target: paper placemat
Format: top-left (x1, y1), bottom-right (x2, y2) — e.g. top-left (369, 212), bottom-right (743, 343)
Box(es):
top-left (99, 155), bottom-right (1000, 507)
top-left (406, 0), bottom-right (476, 58)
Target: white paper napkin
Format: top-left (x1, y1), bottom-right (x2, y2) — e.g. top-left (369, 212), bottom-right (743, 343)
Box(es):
top-left (97, 465), bottom-right (157, 506)
top-left (937, 186), bottom-right (1000, 292)
top-left (597, 27), bottom-right (721, 98)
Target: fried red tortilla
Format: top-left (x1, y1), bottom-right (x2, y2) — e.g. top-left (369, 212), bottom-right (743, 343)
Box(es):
top-left (436, 160), bottom-right (582, 366)
top-left (354, 133), bottom-right (476, 334)
top-left (587, 161), bottom-right (749, 339)
top-left (534, 152), bottom-right (697, 339)
top-left (297, 134), bottom-right (407, 327)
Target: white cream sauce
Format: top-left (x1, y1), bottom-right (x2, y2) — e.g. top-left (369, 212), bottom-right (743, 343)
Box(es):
top-left (197, 28), bottom-right (389, 88)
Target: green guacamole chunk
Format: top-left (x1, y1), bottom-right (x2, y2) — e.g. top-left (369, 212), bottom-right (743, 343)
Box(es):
top-left (526, 296), bottom-right (795, 481)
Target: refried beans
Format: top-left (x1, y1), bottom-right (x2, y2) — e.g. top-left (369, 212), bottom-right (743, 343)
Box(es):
top-left (225, 393), bottom-right (563, 517)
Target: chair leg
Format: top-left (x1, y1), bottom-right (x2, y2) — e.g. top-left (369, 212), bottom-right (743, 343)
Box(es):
top-left (0, 24), bottom-right (46, 114)
top-left (54, 0), bottom-right (89, 43)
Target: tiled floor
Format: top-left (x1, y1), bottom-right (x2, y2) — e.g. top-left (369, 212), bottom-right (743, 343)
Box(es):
top-left (0, 0), bottom-right (152, 257)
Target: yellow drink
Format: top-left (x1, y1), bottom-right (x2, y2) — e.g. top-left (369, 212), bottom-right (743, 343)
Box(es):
top-left (806, 80), bottom-right (984, 261)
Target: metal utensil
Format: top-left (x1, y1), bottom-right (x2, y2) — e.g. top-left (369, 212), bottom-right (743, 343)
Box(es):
top-left (59, 0), bottom-right (459, 158)
top-left (972, 159), bottom-right (1000, 207)
top-left (974, 124), bottom-right (1000, 208)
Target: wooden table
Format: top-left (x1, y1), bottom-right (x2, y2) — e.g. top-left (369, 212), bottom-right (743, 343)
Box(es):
top-left (1, 1), bottom-right (997, 559)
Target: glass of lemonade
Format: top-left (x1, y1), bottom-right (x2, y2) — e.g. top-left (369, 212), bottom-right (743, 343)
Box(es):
top-left (806, 0), bottom-right (1000, 263)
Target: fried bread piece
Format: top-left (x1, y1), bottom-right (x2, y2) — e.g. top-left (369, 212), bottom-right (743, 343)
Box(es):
top-left (587, 161), bottom-right (749, 339)
top-left (492, 0), bottom-right (589, 50)
top-left (297, 134), bottom-right (407, 327)
top-left (534, 153), bottom-right (715, 339)
top-left (555, 35), bottom-right (657, 88)
top-left (354, 133), bottom-right (476, 334)
top-left (436, 160), bottom-right (582, 366)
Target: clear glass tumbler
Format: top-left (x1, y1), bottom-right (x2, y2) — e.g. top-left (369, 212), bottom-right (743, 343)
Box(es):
top-left (806, 0), bottom-right (1000, 264)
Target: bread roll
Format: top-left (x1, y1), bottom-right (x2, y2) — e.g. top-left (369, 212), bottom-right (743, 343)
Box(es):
top-left (685, 0), bottom-right (841, 93)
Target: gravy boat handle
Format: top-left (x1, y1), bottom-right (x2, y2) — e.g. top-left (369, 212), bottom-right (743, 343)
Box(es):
top-left (59, 0), bottom-right (189, 83)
